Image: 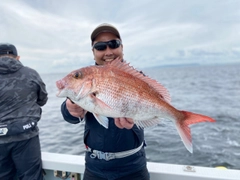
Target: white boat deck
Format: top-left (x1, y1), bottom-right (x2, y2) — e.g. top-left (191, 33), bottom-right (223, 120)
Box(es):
top-left (42, 152), bottom-right (240, 180)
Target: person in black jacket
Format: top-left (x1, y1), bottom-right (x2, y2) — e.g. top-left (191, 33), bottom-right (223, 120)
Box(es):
top-left (61, 23), bottom-right (150, 180)
top-left (0, 43), bottom-right (48, 180)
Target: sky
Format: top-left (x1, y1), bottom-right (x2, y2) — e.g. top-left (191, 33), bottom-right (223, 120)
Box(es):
top-left (1, 0), bottom-right (240, 74)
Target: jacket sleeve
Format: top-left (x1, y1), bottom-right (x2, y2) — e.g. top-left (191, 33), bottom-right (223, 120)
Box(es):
top-left (30, 68), bottom-right (48, 106)
top-left (61, 100), bottom-right (81, 124)
top-left (37, 80), bottom-right (48, 106)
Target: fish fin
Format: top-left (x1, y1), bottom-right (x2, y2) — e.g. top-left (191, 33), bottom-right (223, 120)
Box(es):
top-left (109, 59), bottom-right (171, 104)
top-left (93, 113), bottom-right (109, 129)
top-left (76, 80), bottom-right (93, 100)
top-left (89, 93), bottom-right (113, 111)
top-left (135, 118), bottom-right (161, 129)
top-left (175, 111), bottom-right (216, 153)
top-left (90, 94), bottom-right (112, 129)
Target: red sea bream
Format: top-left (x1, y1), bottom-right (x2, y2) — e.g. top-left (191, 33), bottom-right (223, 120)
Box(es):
top-left (56, 59), bottom-right (216, 153)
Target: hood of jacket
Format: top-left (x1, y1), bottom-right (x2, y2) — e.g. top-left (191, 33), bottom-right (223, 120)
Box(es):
top-left (0, 56), bottom-right (23, 74)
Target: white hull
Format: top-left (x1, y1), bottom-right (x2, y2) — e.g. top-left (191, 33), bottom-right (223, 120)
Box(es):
top-left (42, 152), bottom-right (240, 180)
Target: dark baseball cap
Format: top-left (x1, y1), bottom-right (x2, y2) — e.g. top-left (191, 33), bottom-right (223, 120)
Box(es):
top-left (91, 23), bottom-right (121, 43)
top-left (0, 43), bottom-right (18, 56)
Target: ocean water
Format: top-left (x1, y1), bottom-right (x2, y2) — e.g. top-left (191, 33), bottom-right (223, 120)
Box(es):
top-left (38, 63), bottom-right (240, 170)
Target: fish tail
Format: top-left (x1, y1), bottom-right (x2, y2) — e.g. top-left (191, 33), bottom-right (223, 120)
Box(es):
top-left (174, 111), bottom-right (216, 153)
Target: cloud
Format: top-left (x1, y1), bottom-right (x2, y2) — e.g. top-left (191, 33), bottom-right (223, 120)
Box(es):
top-left (1, 0), bottom-right (240, 74)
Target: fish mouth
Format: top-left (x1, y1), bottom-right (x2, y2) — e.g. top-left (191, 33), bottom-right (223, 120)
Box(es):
top-left (56, 80), bottom-right (66, 97)
top-left (56, 80), bottom-right (76, 99)
top-left (55, 79), bottom-right (93, 101)
top-left (56, 89), bottom-right (66, 98)
top-left (56, 83), bottom-right (88, 101)
top-left (56, 88), bottom-right (79, 102)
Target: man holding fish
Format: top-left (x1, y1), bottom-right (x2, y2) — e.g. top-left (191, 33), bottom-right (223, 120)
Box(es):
top-left (58, 23), bottom-right (215, 180)
top-left (60, 23), bottom-right (150, 180)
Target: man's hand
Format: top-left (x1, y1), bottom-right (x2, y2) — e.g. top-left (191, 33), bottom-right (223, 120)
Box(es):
top-left (66, 99), bottom-right (86, 118)
top-left (66, 99), bottom-right (133, 128)
top-left (114, 117), bottom-right (134, 129)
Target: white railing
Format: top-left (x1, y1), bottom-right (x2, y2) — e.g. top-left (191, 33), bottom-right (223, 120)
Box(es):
top-left (42, 152), bottom-right (240, 180)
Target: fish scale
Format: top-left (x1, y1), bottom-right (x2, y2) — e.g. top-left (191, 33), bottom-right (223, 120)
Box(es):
top-left (97, 78), bottom-right (159, 118)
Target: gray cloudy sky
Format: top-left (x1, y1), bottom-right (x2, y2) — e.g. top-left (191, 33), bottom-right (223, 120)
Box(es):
top-left (1, 0), bottom-right (240, 74)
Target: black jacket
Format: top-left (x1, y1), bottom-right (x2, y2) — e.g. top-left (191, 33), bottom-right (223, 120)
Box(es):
top-left (61, 100), bottom-right (147, 179)
top-left (0, 56), bottom-right (48, 144)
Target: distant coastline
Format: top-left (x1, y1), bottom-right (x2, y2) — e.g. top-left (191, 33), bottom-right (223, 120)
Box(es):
top-left (147, 63), bottom-right (200, 69)
top-left (144, 62), bottom-right (240, 69)
top-left (40, 62), bottom-right (240, 75)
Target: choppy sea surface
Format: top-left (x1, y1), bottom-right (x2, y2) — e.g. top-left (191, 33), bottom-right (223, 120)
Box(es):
top-left (39, 63), bottom-right (240, 170)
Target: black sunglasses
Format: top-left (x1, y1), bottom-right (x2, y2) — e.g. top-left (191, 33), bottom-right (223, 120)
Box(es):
top-left (93, 40), bottom-right (121, 51)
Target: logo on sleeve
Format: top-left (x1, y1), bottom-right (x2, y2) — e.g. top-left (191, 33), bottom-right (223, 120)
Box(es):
top-left (23, 122), bottom-right (35, 130)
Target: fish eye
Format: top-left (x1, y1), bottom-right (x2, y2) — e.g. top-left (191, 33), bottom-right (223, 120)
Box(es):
top-left (72, 71), bottom-right (82, 79)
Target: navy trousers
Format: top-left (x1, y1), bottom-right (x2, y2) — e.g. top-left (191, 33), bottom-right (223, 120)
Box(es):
top-left (83, 166), bottom-right (150, 180)
top-left (0, 135), bottom-right (43, 180)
